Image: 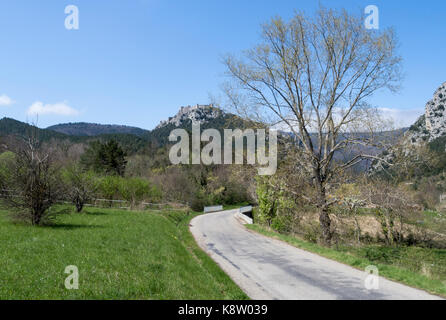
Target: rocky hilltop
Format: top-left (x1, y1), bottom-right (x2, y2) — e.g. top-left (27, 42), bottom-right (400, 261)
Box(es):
top-left (155, 104), bottom-right (223, 129)
top-left (370, 82), bottom-right (446, 174)
top-left (405, 82), bottom-right (446, 145)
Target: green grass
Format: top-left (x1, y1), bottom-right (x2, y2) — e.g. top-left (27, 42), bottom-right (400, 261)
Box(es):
top-left (246, 224), bottom-right (446, 298)
top-left (0, 206), bottom-right (248, 300)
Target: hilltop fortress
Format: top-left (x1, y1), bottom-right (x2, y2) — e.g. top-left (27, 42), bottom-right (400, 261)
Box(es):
top-left (156, 104), bottom-right (221, 129)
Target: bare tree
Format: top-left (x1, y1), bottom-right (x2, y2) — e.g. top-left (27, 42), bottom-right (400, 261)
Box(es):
top-left (62, 165), bottom-right (97, 213)
top-left (1, 136), bottom-right (62, 225)
top-left (361, 180), bottom-right (417, 246)
top-left (222, 7), bottom-right (402, 244)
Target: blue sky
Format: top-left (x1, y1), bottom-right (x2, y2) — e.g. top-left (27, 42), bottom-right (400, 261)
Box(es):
top-left (0, 0), bottom-right (445, 129)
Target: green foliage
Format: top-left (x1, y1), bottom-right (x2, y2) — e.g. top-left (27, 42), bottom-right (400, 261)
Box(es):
top-left (189, 190), bottom-right (211, 212)
top-left (81, 140), bottom-right (128, 176)
top-left (119, 177), bottom-right (162, 205)
top-left (256, 176), bottom-right (298, 233)
top-left (96, 175), bottom-right (162, 206)
top-left (302, 221), bottom-right (321, 243)
top-left (0, 151), bottom-right (15, 184)
top-left (47, 122), bottom-right (148, 137)
top-left (256, 176), bottom-right (277, 226)
top-left (0, 118), bottom-right (69, 142)
top-left (271, 215), bottom-right (293, 234)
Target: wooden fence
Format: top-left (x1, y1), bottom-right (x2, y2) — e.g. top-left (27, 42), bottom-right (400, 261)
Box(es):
top-left (0, 189), bottom-right (189, 211)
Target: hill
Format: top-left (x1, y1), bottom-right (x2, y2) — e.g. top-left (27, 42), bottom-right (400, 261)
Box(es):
top-left (0, 105), bottom-right (256, 154)
top-left (0, 117), bottom-right (146, 154)
top-left (47, 122), bottom-right (148, 137)
top-left (0, 117), bottom-right (69, 142)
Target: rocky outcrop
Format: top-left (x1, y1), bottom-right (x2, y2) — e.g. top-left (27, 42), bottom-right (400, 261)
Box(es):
top-left (405, 82), bottom-right (446, 145)
top-left (369, 82), bottom-right (446, 174)
top-left (155, 104), bottom-right (222, 129)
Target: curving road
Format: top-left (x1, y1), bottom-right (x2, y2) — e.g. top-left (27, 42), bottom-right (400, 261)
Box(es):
top-left (190, 209), bottom-right (442, 300)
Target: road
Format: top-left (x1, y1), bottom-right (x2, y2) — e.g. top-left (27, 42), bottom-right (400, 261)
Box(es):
top-left (190, 209), bottom-right (442, 300)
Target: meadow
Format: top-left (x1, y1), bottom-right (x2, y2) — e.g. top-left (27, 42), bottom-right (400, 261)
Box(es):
top-left (0, 206), bottom-right (248, 300)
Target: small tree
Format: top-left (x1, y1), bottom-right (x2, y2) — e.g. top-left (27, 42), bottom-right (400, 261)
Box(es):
top-left (62, 166), bottom-right (97, 213)
top-left (2, 137), bottom-right (61, 225)
top-left (361, 180), bottom-right (416, 245)
top-left (335, 183), bottom-right (365, 244)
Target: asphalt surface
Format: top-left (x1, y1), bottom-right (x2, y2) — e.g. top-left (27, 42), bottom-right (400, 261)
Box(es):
top-left (190, 209), bottom-right (443, 300)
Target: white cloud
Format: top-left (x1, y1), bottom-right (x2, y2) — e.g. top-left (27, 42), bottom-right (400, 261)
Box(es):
top-left (379, 107), bottom-right (424, 128)
top-left (27, 101), bottom-right (79, 116)
top-left (0, 94), bottom-right (14, 106)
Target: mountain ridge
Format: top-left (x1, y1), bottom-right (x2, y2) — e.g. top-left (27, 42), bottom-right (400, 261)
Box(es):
top-left (47, 122), bottom-right (149, 137)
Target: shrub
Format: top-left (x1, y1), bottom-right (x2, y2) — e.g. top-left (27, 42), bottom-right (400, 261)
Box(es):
top-left (97, 175), bottom-right (121, 201)
top-left (303, 222), bottom-right (321, 243)
top-left (119, 177), bottom-right (161, 207)
top-left (256, 177), bottom-right (277, 226)
top-left (96, 175), bottom-right (162, 207)
top-left (271, 215), bottom-right (293, 234)
top-left (189, 191), bottom-right (209, 212)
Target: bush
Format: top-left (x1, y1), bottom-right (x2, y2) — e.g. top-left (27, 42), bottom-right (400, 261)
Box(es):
top-left (271, 215), bottom-right (293, 234)
top-left (119, 177), bottom-right (162, 207)
top-left (97, 175), bottom-right (121, 201)
top-left (303, 222), bottom-right (321, 243)
top-left (362, 246), bottom-right (400, 264)
top-left (96, 175), bottom-right (161, 207)
top-left (256, 177), bottom-right (277, 225)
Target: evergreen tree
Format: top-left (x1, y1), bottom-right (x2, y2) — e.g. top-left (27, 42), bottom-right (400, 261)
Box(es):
top-left (81, 139), bottom-right (127, 176)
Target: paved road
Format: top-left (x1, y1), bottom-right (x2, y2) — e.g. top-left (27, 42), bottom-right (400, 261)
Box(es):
top-left (190, 209), bottom-right (443, 300)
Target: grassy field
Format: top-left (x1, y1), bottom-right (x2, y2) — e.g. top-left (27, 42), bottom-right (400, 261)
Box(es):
top-left (0, 206), bottom-right (248, 300)
top-left (247, 224), bottom-right (446, 298)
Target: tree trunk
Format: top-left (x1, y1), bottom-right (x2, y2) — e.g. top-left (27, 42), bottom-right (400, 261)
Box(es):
top-left (315, 175), bottom-right (332, 245)
top-left (354, 215), bottom-right (361, 245)
top-left (319, 206), bottom-right (332, 245)
top-left (76, 202), bottom-right (83, 213)
top-left (32, 210), bottom-right (42, 226)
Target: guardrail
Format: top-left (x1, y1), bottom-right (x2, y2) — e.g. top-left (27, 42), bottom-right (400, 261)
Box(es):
top-left (236, 206), bottom-right (253, 224)
top-left (204, 205), bottom-right (223, 213)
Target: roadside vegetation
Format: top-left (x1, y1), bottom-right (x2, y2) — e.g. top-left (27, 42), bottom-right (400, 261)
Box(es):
top-left (247, 223), bottom-right (446, 297)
